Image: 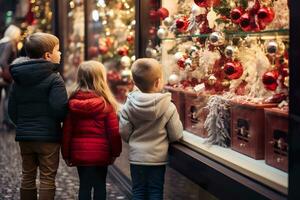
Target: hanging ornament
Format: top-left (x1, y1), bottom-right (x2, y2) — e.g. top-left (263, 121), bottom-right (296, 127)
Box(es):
top-left (239, 12), bottom-right (252, 32)
top-left (194, 0), bottom-right (207, 7)
top-left (107, 70), bottom-right (122, 82)
top-left (117, 46), bottom-right (129, 56)
top-left (265, 40), bottom-right (285, 57)
top-left (257, 7), bottom-right (275, 24)
top-left (168, 73), bottom-right (180, 85)
top-left (157, 7), bottom-right (169, 20)
top-left (262, 70), bottom-right (279, 91)
top-left (230, 7), bottom-right (244, 24)
top-left (98, 45), bottom-right (109, 55)
top-left (88, 46), bottom-right (99, 57)
top-left (249, 0), bottom-right (261, 16)
top-left (207, 75), bottom-right (217, 86)
top-left (163, 17), bottom-right (174, 27)
top-left (209, 32), bottom-right (225, 46)
top-left (157, 26), bottom-right (168, 39)
top-left (126, 35), bottom-right (134, 44)
top-left (191, 3), bottom-right (206, 16)
top-left (222, 80), bottom-right (231, 87)
top-left (223, 61), bottom-right (243, 80)
top-left (176, 17), bottom-right (189, 32)
top-left (120, 56), bottom-right (132, 68)
top-left (224, 45), bottom-right (238, 59)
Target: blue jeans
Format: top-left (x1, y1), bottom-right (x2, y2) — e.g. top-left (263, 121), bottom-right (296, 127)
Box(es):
top-left (130, 164), bottom-right (166, 200)
top-left (77, 166), bottom-right (107, 200)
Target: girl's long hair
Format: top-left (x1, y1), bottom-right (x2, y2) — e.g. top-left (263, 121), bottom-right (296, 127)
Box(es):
top-left (71, 61), bottom-right (119, 112)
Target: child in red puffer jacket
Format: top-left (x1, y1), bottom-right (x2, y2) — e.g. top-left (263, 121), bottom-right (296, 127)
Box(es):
top-left (62, 60), bottom-right (122, 200)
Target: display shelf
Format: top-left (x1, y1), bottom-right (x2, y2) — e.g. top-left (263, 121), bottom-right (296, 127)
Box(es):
top-left (180, 131), bottom-right (288, 195)
top-left (161, 29), bottom-right (289, 40)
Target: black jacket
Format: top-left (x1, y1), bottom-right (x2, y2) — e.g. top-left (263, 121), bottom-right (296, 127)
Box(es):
top-left (8, 57), bottom-right (68, 142)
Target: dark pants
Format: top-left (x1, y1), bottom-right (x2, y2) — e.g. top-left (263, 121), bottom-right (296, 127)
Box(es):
top-left (77, 166), bottom-right (107, 200)
top-left (130, 164), bottom-right (166, 200)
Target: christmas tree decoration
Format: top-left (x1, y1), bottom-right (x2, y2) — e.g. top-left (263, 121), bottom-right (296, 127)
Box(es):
top-left (265, 40), bottom-right (285, 57)
top-left (176, 17), bottom-right (189, 32)
top-left (163, 17), bottom-right (174, 27)
top-left (157, 26), bottom-right (168, 39)
top-left (209, 32), bottom-right (225, 46)
top-left (257, 7), bottom-right (275, 24)
top-left (204, 95), bottom-right (231, 147)
top-left (207, 75), bottom-right (217, 86)
top-left (194, 0), bottom-right (220, 8)
top-left (224, 45), bottom-right (238, 59)
top-left (262, 70), bottom-right (279, 91)
top-left (230, 7), bottom-right (244, 24)
top-left (157, 7), bottom-right (169, 20)
top-left (120, 56), bottom-right (132, 68)
top-left (168, 73), bottom-right (180, 85)
top-left (117, 46), bottom-right (129, 56)
top-left (177, 57), bottom-right (187, 70)
top-left (223, 61), bottom-right (243, 80)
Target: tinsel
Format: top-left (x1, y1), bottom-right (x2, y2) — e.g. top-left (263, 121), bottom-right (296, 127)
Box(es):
top-left (204, 95), bottom-right (231, 147)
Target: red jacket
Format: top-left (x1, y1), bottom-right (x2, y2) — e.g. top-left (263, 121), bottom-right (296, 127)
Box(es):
top-left (62, 90), bottom-right (122, 166)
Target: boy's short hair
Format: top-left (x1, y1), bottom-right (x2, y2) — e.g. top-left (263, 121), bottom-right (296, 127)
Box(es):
top-left (25, 32), bottom-right (59, 59)
top-left (131, 58), bottom-right (162, 92)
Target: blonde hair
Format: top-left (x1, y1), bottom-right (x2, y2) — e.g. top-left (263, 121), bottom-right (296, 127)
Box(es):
top-left (25, 32), bottom-right (59, 58)
top-left (131, 58), bottom-right (162, 92)
top-left (71, 61), bottom-right (119, 112)
top-left (0, 24), bottom-right (21, 44)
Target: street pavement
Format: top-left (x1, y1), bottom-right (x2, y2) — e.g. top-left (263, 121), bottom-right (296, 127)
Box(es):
top-left (0, 131), bottom-right (129, 200)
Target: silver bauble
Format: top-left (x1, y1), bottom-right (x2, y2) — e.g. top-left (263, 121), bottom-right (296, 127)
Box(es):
top-left (163, 17), bottom-right (174, 27)
top-left (266, 41), bottom-right (278, 56)
top-left (168, 73), bottom-right (180, 85)
top-left (120, 56), bottom-right (131, 68)
top-left (209, 32), bottom-right (225, 46)
top-left (157, 26), bottom-right (168, 39)
top-left (224, 45), bottom-right (238, 59)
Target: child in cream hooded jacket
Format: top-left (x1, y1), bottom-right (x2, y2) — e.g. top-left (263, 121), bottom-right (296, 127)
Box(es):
top-left (119, 90), bottom-right (183, 165)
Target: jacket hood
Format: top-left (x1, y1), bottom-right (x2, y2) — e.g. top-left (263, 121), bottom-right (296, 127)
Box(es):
top-left (10, 57), bottom-right (59, 86)
top-left (69, 91), bottom-right (110, 116)
top-left (124, 90), bottom-right (172, 120)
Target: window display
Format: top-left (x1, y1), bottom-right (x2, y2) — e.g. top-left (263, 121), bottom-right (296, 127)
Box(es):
top-left (151, 0), bottom-right (289, 194)
top-left (86, 0), bottom-right (135, 102)
top-left (63, 0), bottom-right (85, 86)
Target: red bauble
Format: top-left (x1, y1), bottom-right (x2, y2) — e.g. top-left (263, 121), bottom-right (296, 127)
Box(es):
top-left (149, 10), bottom-right (159, 21)
top-left (194, 0), bottom-right (220, 7)
top-left (223, 61), bottom-right (243, 80)
top-left (262, 70), bottom-right (279, 91)
top-left (257, 7), bottom-right (275, 24)
top-left (157, 7), bottom-right (169, 20)
top-left (88, 46), bottom-right (99, 57)
top-left (117, 46), bottom-right (129, 56)
top-left (230, 7), bottom-right (244, 24)
top-left (176, 17), bottom-right (189, 32)
top-left (99, 45), bottom-right (109, 55)
top-left (177, 58), bottom-right (186, 70)
top-left (239, 13), bottom-right (252, 31)
top-left (127, 35), bottom-right (134, 44)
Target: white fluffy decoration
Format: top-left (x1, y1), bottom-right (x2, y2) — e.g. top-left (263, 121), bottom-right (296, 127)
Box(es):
top-left (231, 41), bottom-right (273, 102)
top-left (198, 48), bottom-right (221, 75)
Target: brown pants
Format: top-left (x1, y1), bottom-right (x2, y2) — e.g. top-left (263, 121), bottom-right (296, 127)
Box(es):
top-left (19, 142), bottom-right (60, 190)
